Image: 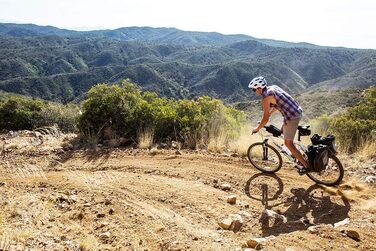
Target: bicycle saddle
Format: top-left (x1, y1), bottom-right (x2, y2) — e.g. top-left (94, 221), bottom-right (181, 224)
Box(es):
top-left (298, 125), bottom-right (310, 130)
top-left (298, 125), bottom-right (311, 137)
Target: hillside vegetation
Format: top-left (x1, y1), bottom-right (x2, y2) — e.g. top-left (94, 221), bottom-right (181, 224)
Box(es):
top-left (0, 23), bottom-right (376, 105)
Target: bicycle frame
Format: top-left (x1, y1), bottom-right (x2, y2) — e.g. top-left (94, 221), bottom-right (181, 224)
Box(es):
top-left (257, 128), bottom-right (308, 162)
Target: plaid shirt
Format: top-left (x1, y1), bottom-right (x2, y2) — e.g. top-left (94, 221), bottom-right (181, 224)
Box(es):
top-left (262, 85), bottom-right (302, 124)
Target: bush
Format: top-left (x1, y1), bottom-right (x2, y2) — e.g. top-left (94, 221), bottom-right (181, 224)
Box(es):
top-left (330, 116), bottom-right (376, 151)
top-left (0, 93), bottom-right (79, 132)
top-left (78, 80), bottom-right (149, 141)
top-left (0, 96), bottom-right (43, 130)
top-left (36, 103), bottom-right (80, 132)
top-left (327, 86), bottom-right (376, 152)
top-left (78, 79), bottom-right (246, 149)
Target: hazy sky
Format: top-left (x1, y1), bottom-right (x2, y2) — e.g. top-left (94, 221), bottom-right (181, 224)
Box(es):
top-left (0, 0), bottom-right (375, 49)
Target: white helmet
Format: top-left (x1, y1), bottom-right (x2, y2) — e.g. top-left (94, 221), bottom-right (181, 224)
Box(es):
top-left (248, 76), bottom-right (267, 89)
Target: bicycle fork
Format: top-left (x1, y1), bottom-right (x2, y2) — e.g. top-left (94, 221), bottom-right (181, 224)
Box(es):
top-left (262, 139), bottom-right (269, 161)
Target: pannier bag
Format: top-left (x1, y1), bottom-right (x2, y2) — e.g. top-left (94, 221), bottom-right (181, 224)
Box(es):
top-left (306, 144), bottom-right (329, 172)
top-left (265, 125), bottom-right (282, 137)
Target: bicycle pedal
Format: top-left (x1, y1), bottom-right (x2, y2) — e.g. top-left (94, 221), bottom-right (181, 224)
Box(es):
top-left (294, 165), bottom-right (307, 175)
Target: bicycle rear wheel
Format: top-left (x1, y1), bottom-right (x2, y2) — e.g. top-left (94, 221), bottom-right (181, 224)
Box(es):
top-left (306, 155), bottom-right (344, 186)
top-left (247, 142), bottom-right (282, 173)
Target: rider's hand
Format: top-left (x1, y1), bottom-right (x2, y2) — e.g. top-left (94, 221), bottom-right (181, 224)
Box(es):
top-left (252, 128), bottom-right (259, 134)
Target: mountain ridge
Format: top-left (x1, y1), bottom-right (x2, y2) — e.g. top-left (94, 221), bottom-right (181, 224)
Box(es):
top-left (0, 22), bottom-right (337, 49)
top-left (0, 23), bottom-right (375, 105)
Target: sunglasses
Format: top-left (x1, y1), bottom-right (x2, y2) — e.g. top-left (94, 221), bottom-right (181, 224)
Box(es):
top-left (252, 88), bottom-right (257, 92)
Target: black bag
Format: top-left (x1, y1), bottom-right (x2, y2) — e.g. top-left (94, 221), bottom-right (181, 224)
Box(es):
top-left (311, 134), bottom-right (336, 153)
top-left (298, 125), bottom-right (311, 136)
top-left (264, 125), bottom-right (282, 137)
top-left (311, 134), bottom-right (335, 144)
top-left (306, 144), bottom-right (329, 172)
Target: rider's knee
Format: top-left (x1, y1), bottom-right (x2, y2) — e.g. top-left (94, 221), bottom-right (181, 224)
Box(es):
top-left (284, 140), bottom-right (294, 148)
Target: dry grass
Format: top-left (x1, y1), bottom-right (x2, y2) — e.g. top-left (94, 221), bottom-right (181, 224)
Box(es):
top-left (138, 128), bottom-right (154, 149)
top-left (356, 139), bottom-right (376, 160)
top-left (183, 132), bottom-right (201, 150)
top-left (84, 130), bottom-right (100, 148)
top-left (228, 125), bottom-right (263, 157)
top-left (0, 234), bottom-right (11, 251)
top-left (0, 205), bottom-right (33, 249)
top-left (10, 229), bottom-right (32, 244)
top-left (3, 161), bottom-right (47, 180)
top-left (0, 228), bottom-right (33, 250)
top-left (207, 130), bottom-right (226, 153)
top-left (0, 211), bottom-right (6, 235)
top-left (79, 235), bottom-right (99, 251)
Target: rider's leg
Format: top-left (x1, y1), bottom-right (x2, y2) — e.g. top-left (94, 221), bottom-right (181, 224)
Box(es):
top-left (283, 117), bottom-right (309, 169)
top-left (285, 139), bottom-right (309, 168)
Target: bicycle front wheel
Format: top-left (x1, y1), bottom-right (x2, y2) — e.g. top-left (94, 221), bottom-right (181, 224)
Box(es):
top-left (247, 142), bottom-right (282, 173)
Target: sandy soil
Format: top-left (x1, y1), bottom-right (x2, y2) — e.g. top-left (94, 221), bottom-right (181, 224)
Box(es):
top-left (0, 133), bottom-right (375, 251)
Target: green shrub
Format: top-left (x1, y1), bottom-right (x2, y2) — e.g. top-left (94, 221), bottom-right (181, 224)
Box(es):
top-left (327, 86), bottom-right (376, 152)
top-left (0, 96), bottom-right (43, 130)
top-left (145, 93), bottom-right (177, 141)
top-left (36, 103), bottom-right (80, 132)
top-left (78, 79), bottom-right (246, 148)
top-left (330, 116), bottom-right (376, 151)
top-left (78, 80), bottom-right (146, 141)
top-left (0, 93), bottom-right (79, 132)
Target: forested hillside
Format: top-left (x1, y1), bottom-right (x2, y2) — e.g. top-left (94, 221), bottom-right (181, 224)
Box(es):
top-left (0, 23), bottom-right (375, 104)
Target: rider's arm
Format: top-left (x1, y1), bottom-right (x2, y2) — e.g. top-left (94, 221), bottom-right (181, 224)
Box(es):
top-left (269, 107), bottom-right (277, 116)
top-left (254, 96), bottom-right (274, 131)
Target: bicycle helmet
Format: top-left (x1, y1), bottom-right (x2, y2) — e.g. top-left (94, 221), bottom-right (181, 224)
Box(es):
top-left (248, 76), bottom-right (267, 89)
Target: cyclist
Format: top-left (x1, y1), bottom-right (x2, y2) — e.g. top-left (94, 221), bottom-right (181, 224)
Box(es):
top-left (249, 76), bottom-right (309, 173)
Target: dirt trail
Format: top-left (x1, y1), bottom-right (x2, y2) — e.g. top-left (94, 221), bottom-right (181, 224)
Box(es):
top-left (1, 143), bottom-right (376, 250)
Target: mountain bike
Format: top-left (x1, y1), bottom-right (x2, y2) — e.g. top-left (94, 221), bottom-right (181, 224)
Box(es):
top-left (247, 124), bottom-right (344, 186)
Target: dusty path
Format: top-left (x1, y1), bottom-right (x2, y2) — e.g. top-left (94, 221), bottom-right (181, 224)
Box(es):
top-left (1, 147), bottom-right (375, 250)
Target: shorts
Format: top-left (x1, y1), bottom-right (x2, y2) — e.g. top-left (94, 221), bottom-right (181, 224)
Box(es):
top-left (283, 117), bottom-right (301, 140)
